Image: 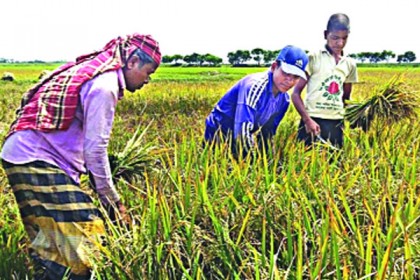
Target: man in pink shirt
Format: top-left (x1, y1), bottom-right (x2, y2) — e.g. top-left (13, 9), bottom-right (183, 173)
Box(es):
top-left (1, 33), bottom-right (161, 279)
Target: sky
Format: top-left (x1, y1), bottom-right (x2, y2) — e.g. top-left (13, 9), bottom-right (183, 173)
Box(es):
top-left (1, 0), bottom-right (419, 62)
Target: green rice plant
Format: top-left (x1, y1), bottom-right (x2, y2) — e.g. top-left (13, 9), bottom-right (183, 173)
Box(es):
top-left (109, 121), bottom-right (162, 183)
top-left (345, 74), bottom-right (419, 132)
top-left (0, 167), bottom-right (33, 279)
top-left (0, 232), bottom-right (32, 280)
top-left (2, 65), bottom-right (420, 279)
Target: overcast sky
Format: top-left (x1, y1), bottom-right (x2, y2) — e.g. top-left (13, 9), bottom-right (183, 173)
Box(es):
top-left (1, 0), bottom-right (419, 62)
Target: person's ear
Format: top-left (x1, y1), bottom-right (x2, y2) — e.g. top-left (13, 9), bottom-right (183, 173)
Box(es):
top-left (271, 61), bottom-right (278, 72)
top-left (126, 55), bottom-right (139, 70)
top-left (324, 30), bottom-right (328, 40)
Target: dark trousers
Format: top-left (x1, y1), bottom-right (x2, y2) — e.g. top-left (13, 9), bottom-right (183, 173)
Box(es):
top-left (297, 117), bottom-right (344, 148)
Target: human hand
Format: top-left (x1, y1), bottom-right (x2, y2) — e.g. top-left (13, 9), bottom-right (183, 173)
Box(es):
top-left (106, 201), bottom-right (131, 225)
top-left (304, 118), bottom-right (321, 136)
top-left (116, 201), bottom-right (131, 225)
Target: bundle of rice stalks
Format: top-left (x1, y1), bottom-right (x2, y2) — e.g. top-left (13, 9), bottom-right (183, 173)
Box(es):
top-left (108, 121), bottom-right (160, 183)
top-left (345, 74), bottom-right (419, 131)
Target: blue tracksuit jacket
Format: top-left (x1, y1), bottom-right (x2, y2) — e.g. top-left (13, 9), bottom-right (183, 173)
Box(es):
top-left (204, 70), bottom-right (290, 155)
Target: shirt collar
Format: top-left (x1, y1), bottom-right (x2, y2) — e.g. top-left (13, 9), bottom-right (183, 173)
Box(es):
top-left (322, 45), bottom-right (344, 56)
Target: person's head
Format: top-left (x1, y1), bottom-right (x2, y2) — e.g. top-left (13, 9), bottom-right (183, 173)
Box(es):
top-left (123, 48), bottom-right (159, 92)
top-left (271, 45), bottom-right (308, 93)
top-left (324, 13), bottom-right (350, 56)
top-left (122, 34), bottom-right (161, 92)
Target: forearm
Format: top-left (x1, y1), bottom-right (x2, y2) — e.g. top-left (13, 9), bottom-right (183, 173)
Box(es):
top-left (85, 142), bottom-right (120, 205)
top-left (291, 93), bottom-right (312, 122)
top-left (291, 78), bottom-right (311, 121)
top-left (342, 83), bottom-right (352, 105)
top-left (292, 91), bottom-right (320, 135)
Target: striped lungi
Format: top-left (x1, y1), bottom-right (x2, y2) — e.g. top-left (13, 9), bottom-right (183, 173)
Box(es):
top-left (2, 160), bottom-right (106, 279)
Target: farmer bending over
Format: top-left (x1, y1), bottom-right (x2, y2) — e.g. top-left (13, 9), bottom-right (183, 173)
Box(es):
top-left (204, 45), bottom-right (308, 159)
top-left (1, 33), bottom-right (161, 279)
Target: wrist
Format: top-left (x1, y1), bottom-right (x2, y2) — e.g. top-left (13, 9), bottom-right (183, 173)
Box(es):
top-left (115, 200), bottom-right (123, 208)
top-left (302, 116), bottom-right (312, 124)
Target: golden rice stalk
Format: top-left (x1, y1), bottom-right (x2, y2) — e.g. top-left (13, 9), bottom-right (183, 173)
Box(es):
top-left (345, 74), bottom-right (419, 131)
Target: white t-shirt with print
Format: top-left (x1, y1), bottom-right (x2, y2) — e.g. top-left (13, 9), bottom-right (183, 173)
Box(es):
top-left (304, 48), bottom-right (358, 119)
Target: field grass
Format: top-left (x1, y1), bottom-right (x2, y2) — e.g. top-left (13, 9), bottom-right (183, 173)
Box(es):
top-left (0, 64), bottom-right (419, 279)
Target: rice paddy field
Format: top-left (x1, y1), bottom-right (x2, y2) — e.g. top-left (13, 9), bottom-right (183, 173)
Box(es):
top-left (0, 64), bottom-right (419, 279)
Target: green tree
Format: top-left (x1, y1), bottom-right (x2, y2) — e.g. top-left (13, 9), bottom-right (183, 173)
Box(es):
top-left (356, 52), bottom-right (370, 63)
top-left (237, 50), bottom-right (251, 64)
top-left (162, 55), bottom-right (173, 64)
top-left (397, 51), bottom-right (416, 63)
top-left (227, 50), bottom-right (251, 65)
top-left (251, 48), bottom-right (265, 66)
top-left (172, 54), bottom-right (184, 64)
top-left (379, 50), bottom-right (395, 62)
top-left (227, 51), bottom-right (238, 65)
top-left (349, 53), bottom-right (358, 61)
top-left (263, 50), bottom-right (278, 64)
top-left (183, 53), bottom-right (202, 65)
top-left (369, 52), bottom-right (382, 63)
top-left (203, 54), bottom-right (222, 66)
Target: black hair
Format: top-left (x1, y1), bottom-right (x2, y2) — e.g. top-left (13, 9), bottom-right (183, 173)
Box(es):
top-left (128, 48), bottom-right (155, 68)
top-left (326, 13), bottom-right (350, 32)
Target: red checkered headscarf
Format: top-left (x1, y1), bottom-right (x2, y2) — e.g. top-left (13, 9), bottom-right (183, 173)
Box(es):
top-left (75, 33), bottom-right (161, 66)
top-left (7, 33), bottom-right (161, 137)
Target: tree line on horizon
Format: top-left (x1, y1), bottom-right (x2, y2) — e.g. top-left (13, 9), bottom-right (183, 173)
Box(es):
top-left (0, 49), bottom-right (416, 66)
top-left (162, 48), bottom-right (417, 66)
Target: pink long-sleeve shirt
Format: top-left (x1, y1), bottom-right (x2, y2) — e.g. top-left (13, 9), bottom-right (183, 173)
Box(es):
top-left (1, 69), bottom-right (125, 205)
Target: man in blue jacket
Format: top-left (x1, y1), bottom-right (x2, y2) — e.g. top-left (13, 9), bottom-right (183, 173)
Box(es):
top-left (204, 45), bottom-right (308, 158)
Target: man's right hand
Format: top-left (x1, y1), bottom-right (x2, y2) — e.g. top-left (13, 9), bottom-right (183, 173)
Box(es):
top-left (106, 201), bottom-right (130, 225)
top-left (116, 201), bottom-right (131, 225)
top-left (304, 118), bottom-right (321, 136)
top-left (117, 202), bottom-right (131, 224)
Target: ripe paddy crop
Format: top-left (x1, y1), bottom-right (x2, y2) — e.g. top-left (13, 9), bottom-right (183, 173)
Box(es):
top-left (0, 64), bottom-right (419, 279)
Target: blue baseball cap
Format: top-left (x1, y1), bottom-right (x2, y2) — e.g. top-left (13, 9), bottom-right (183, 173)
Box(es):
top-left (276, 45), bottom-right (308, 80)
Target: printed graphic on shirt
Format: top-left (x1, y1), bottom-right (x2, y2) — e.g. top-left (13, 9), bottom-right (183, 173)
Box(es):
top-left (320, 75), bottom-right (342, 101)
top-left (314, 74), bottom-right (343, 112)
